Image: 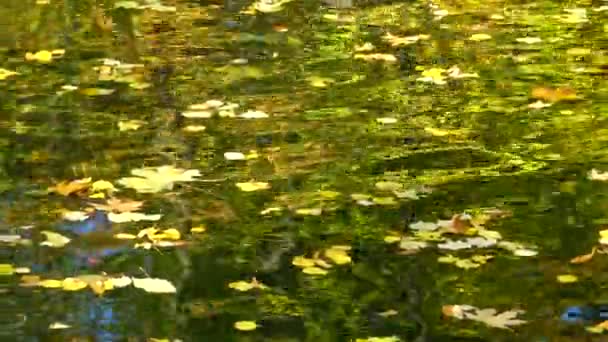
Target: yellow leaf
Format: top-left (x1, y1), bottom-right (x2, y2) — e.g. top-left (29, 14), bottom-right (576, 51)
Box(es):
top-left (25, 50), bottom-right (53, 63)
top-left (469, 33), bottom-right (492, 41)
top-left (234, 320), bottom-right (257, 331)
top-left (325, 247), bottom-right (352, 265)
top-left (384, 235), bottom-right (401, 243)
top-left (91, 180), bottom-right (115, 192)
top-left (0, 264), bottom-right (15, 275)
top-left (114, 233), bottom-right (137, 240)
top-left (302, 266), bottom-right (328, 275)
top-left (62, 277), bottom-right (88, 291)
top-left (557, 274), bottom-right (579, 283)
top-left (80, 88), bottom-right (115, 96)
top-left (190, 226), bottom-right (206, 233)
top-left (39, 279), bottom-right (63, 288)
top-left (236, 181), bottom-right (270, 192)
top-left (160, 228), bottom-right (181, 240)
top-left (292, 256), bottom-right (316, 268)
top-left (0, 68), bottom-right (18, 80)
top-left (295, 208), bottom-right (322, 216)
top-left (89, 279), bottom-right (113, 295)
top-left (354, 53), bottom-right (397, 63)
top-left (118, 165), bottom-right (200, 193)
top-left (229, 281), bottom-right (256, 292)
top-left (183, 125), bottom-right (206, 132)
top-left (314, 258), bottom-right (333, 269)
top-left (108, 212), bottom-right (162, 223)
top-left (424, 127), bottom-right (451, 136)
top-left (117, 120), bottom-right (144, 132)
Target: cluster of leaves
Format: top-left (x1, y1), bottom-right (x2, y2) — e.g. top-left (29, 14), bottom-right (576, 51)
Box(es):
top-left (385, 209), bottom-right (537, 268)
top-left (20, 273), bottom-right (176, 295)
top-left (291, 245), bottom-right (352, 276)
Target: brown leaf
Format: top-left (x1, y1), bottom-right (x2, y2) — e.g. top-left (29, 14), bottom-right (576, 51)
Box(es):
top-left (570, 247), bottom-right (596, 264)
top-left (448, 214), bottom-right (473, 234)
top-left (90, 198), bottom-right (143, 213)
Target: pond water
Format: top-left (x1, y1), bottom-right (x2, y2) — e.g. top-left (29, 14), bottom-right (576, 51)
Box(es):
top-left (1, 0), bottom-right (607, 341)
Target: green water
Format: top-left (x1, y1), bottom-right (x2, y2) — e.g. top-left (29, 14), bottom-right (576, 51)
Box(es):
top-left (1, 0), bottom-right (607, 341)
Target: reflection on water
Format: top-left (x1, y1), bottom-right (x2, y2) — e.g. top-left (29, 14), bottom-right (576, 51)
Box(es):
top-left (1, 0), bottom-right (606, 340)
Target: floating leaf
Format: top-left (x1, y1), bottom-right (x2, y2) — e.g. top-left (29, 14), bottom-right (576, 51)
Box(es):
top-left (114, 233), bottom-right (137, 239)
top-left (183, 125), bottom-right (206, 132)
top-left (182, 109), bottom-right (214, 118)
top-left (302, 266), bottom-right (328, 275)
top-left (40, 231), bottom-right (71, 248)
top-left (118, 165), bottom-right (200, 193)
top-left (109, 276), bottom-right (132, 288)
top-left (469, 33), bottom-right (492, 41)
top-left (91, 198), bottom-right (143, 213)
top-left (80, 88), bottom-right (115, 96)
top-left (464, 307), bottom-right (527, 329)
top-left (354, 53), bottom-right (397, 63)
top-left (108, 212), bottom-right (162, 223)
top-left (589, 169), bottom-right (608, 181)
top-left (570, 247), bottom-right (596, 264)
top-left (62, 277), bottom-right (88, 291)
top-left (409, 221), bottom-right (439, 231)
top-left (0, 264), bottom-right (14, 276)
top-left (531, 86), bottom-right (577, 103)
top-left (516, 37), bottom-right (542, 44)
top-left (191, 226), bottom-right (207, 233)
top-left (49, 322), bottom-right (71, 329)
top-left (228, 278), bottom-right (268, 292)
top-left (557, 274), bottom-right (579, 283)
top-left (118, 120), bottom-right (145, 131)
top-left (295, 208), bottom-right (322, 216)
top-left (49, 178), bottom-right (91, 196)
top-left (372, 197), bottom-right (397, 205)
top-left (62, 211), bottom-right (89, 221)
top-left (355, 337), bottom-right (400, 342)
top-left (383, 32), bottom-right (429, 46)
top-left (236, 181), bottom-right (270, 192)
top-left (398, 238), bottom-right (429, 253)
top-left (25, 50), bottom-right (54, 63)
top-left (234, 320), bottom-right (257, 331)
top-left (39, 279), bottom-right (63, 288)
top-left (325, 246), bottom-right (351, 265)
top-left (224, 152), bottom-right (246, 161)
top-left (375, 181), bottom-right (402, 192)
top-left (586, 320), bottom-right (608, 334)
top-left (376, 117), bottom-right (398, 124)
top-left (292, 256), bottom-right (316, 268)
top-left (132, 277), bottom-right (177, 293)
top-left (0, 68), bottom-right (18, 80)
top-left (240, 110), bottom-right (269, 119)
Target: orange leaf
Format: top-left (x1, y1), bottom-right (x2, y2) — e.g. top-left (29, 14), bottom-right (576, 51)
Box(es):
top-left (570, 247), bottom-right (596, 264)
top-left (531, 86), bottom-right (577, 103)
top-left (49, 178), bottom-right (92, 196)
